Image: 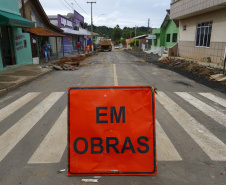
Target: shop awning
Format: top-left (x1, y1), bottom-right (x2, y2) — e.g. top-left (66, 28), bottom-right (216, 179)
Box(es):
top-left (146, 35), bottom-right (157, 39)
top-left (0, 11), bottom-right (35, 28)
top-left (26, 28), bottom-right (64, 37)
top-left (61, 28), bottom-right (91, 36)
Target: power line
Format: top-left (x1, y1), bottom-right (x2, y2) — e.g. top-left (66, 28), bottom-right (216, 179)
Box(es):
top-left (63, 0), bottom-right (73, 10)
top-left (58, 0), bottom-right (71, 11)
top-left (73, 0), bottom-right (89, 16)
top-left (93, 14), bottom-right (105, 22)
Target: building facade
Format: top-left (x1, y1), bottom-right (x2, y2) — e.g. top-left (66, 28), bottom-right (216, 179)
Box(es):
top-left (170, 0), bottom-right (226, 65)
top-left (0, 0), bottom-right (34, 71)
top-left (151, 12), bottom-right (179, 56)
top-left (49, 11), bottom-right (91, 53)
top-left (19, 0), bottom-right (64, 61)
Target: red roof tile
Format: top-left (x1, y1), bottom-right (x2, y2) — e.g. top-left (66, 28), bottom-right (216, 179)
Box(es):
top-left (27, 28), bottom-right (64, 37)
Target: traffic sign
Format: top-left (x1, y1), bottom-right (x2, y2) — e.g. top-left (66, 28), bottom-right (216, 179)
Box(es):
top-left (67, 86), bottom-right (157, 176)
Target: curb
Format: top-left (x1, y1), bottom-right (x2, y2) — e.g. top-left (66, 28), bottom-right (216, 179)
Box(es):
top-left (0, 69), bottom-right (53, 97)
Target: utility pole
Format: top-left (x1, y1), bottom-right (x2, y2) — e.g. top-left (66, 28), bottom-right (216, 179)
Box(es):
top-left (135, 26), bottom-right (137, 47)
top-left (148, 18), bottom-right (150, 33)
top-left (87, 1), bottom-right (96, 50)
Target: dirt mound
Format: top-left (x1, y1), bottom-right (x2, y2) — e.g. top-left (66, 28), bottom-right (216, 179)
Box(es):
top-left (124, 50), bottom-right (225, 87)
top-left (52, 54), bottom-right (93, 70)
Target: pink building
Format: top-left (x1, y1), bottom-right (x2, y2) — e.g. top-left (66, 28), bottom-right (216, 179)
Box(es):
top-left (126, 38), bottom-right (134, 48)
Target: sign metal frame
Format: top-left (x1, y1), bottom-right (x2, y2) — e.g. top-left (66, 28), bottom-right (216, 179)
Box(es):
top-left (67, 86), bottom-right (157, 175)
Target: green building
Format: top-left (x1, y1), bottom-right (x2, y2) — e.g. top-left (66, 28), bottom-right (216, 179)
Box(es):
top-left (152, 10), bottom-right (179, 56)
top-left (0, 0), bottom-right (34, 71)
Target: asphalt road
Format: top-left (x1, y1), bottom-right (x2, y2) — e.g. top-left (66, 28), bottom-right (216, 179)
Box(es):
top-left (0, 50), bottom-right (226, 185)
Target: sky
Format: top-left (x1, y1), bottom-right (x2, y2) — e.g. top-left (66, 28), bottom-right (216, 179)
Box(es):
top-left (39, 0), bottom-right (171, 28)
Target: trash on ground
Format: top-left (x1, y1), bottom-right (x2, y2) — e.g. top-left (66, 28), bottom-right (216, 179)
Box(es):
top-left (81, 179), bottom-right (98, 183)
top-left (52, 65), bottom-right (63, 70)
top-left (57, 169), bottom-right (66, 173)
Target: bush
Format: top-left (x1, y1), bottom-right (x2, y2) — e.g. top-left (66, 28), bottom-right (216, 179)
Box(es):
top-left (129, 39), bottom-right (141, 47)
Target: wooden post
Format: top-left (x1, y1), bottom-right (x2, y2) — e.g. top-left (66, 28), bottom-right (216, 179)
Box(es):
top-left (62, 37), bottom-right (64, 57)
top-left (36, 36), bottom-right (40, 59)
top-left (56, 37), bottom-right (58, 58)
top-left (223, 58), bottom-right (226, 75)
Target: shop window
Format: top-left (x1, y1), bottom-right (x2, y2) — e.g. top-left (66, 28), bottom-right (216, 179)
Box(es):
top-left (166, 34), bottom-right (170, 42)
top-left (24, 40), bottom-right (27, 48)
top-left (172, 33), bottom-right (177, 42)
top-left (195, 21), bottom-right (212, 47)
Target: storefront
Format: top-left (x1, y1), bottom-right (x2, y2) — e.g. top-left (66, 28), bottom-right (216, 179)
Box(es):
top-left (26, 28), bottom-right (64, 62)
top-left (0, 10), bottom-right (34, 71)
top-left (49, 11), bottom-right (91, 53)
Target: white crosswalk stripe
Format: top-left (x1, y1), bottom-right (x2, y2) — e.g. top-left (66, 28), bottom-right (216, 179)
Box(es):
top-left (199, 93), bottom-right (226, 108)
top-left (156, 92), bottom-right (226, 161)
top-left (28, 107), bottom-right (67, 164)
top-left (0, 92), bottom-right (64, 162)
top-left (0, 91), bottom-right (226, 163)
top-left (0, 93), bottom-right (40, 122)
top-left (156, 120), bottom-right (182, 161)
top-left (176, 92), bottom-right (226, 127)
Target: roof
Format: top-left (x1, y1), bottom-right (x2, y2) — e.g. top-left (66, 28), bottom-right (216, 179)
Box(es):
top-left (161, 14), bottom-right (171, 29)
top-left (133, 34), bottom-right (148, 39)
top-left (87, 31), bottom-right (99, 36)
top-left (61, 28), bottom-right (91, 36)
top-left (27, 28), bottom-right (64, 37)
top-left (0, 11), bottom-right (35, 28)
top-left (161, 10), bottom-right (179, 29)
top-left (146, 35), bottom-right (157, 39)
top-left (48, 15), bottom-right (58, 19)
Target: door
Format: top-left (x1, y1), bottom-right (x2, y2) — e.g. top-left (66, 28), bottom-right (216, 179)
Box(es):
top-left (0, 26), bottom-right (16, 66)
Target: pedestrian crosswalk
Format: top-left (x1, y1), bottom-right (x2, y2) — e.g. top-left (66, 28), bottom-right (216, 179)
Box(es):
top-left (0, 91), bottom-right (225, 164)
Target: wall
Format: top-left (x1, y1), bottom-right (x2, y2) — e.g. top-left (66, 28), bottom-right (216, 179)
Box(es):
top-left (170, 0), bottom-right (226, 19)
top-left (49, 37), bottom-right (61, 53)
top-left (0, 27), bottom-right (33, 71)
top-left (179, 8), bottom-right (226, 64)
top-left (152, 29), bottom-right (161, 47)
top-left (0, 0), bottom-right (20, 15)
top-left (13, 28), bottom-right (33, 66)
top-left (57, 11), bottom-right (85, 30)
top-left (165, 20), bottom-right (179, 48)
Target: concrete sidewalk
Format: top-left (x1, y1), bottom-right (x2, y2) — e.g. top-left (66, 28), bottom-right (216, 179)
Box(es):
top-left (0, 64), bottom-right (53, 96)
top-left (0, 51), bottom-right (95, 96)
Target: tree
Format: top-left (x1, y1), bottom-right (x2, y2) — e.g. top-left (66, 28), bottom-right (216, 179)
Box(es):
top-left (111, 25), bottom-right (122, 41)
top-left (120, 38), bottom-right (126, 46)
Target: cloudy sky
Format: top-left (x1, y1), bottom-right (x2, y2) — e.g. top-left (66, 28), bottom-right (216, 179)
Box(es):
top-left (39, 0), bottom-right (171, 28)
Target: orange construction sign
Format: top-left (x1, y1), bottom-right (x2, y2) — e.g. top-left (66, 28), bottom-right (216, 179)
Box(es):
top-left (67, 86), bottom-right (157, 176)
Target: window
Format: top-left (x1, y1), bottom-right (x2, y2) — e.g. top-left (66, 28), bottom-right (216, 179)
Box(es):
top-left (154, 39), bottom-right (157, 46)
top-left (166, 34), bottom-right (170, 42)
top-left (195, 21), bottom-right (212, 47)
top-left (183, 25), bottom-right (187, 31)
top-left (24, 40), bottom-right (27, 48)
top-left (31, 6), bottom-right (42, 27)
top-left (172, 33), bottom-right (177, 42)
